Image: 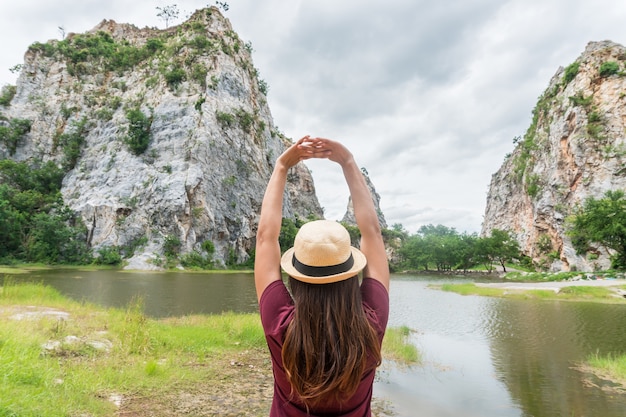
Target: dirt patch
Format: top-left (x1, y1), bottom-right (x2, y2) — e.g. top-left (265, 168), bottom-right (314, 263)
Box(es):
top-left (116, 349), bottom-right (396, 417)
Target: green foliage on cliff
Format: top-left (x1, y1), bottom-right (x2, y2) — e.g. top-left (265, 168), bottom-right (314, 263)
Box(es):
top-left (124, 108), bottom-right (152, 155)
top-left (0, 160), bottom-right (91, 264)
top-left (0, 84), bottom-right (17, 106)
top-left (0, 117), bottom-right (31, 155)
top-left (563, 62), bottom-right (580, 84)
top-left (567, 190), bottom-right (626, 270)
top-left (599, 61), bottom-right (620, 77)
top-left (55, 117), bottom-right (89, 170)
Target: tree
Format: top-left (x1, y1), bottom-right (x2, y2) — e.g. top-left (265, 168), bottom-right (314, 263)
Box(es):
top-left (156, 4), bottom-right (180, 28)
top-left (568, 190), bottom-right (626, 269)
top-left (476, 229), bottom-right (520, 272)
top-left (215, 1), bottom-right (230, 12)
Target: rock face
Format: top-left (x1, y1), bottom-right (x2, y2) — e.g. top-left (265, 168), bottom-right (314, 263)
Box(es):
top-left (482, 41), bottom-right (626, 272)
top-left (341, 168), bottom-right (387, 230)
top-left (0, 7), bottom-right (323, 269)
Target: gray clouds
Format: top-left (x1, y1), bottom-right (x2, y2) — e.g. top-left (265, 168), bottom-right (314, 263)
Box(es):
top-left (1, 0), bottom-right (626, 233)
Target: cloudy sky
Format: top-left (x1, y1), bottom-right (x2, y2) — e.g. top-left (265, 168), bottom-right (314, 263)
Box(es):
top-left (1, 0), bottom-right (625, 234)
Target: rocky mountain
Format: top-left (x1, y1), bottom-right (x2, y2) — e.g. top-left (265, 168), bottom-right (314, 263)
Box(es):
top-left (0, 7), bottom-right (323, 269)
top-left (482, 41), bottom-right (626, 272)
top-left (341, 168), bottom-right (388, 230)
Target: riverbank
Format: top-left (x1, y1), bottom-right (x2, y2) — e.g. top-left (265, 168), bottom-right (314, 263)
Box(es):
top-left (0, 281), bottom-right (415, 416)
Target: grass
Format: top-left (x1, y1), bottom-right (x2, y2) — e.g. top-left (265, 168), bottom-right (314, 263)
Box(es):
top-left (0, 281), bottom-right (418, 416)
top-left (586, 352), bottom-right (626, 388)
top-left (440, 283), bottom-right (505, 297)
top-left (438, 282), bottom-right (626, 303)
top-left (382, 325), bottom-right (421, 365)
top-left (504, 270), bottom-right (624, 282)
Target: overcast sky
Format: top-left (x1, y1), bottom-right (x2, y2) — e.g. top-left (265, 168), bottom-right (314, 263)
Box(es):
top-left (1, 0), bottom-right (625, 234)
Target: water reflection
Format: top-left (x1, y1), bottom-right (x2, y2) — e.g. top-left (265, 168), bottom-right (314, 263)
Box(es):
top-left (486, 299), bottom-right (626, 417)
top-left (381, 275), bottom-right (626, 417)
top-left (7, 269), bottom-right (259, 317)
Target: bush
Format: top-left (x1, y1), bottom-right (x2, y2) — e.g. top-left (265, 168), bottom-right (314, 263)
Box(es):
top-left (599, 61), bottom-right (620, 77)
top-left (95, 246), bottom-right (123, 266)
top-left (56, 118), bottom-right (89, 170)
top-left (180, 251), bottom-right (214, 269)
top-left (163, 234), bottom-right (181, 258)
top-left (0, 118), bottom-right (31, 155)
top-left (164, 66), bottom-right (186, 89)
top-left (125, 108), bottom-right (152, 155)
top-left (563, 62), bottom-right (580, 84)
top-left (216, 111), bottom-right (235, 128)
top-left (0, 84), bottom-right (17, 106)
top-left (569, 92), bottom-right (593, 107)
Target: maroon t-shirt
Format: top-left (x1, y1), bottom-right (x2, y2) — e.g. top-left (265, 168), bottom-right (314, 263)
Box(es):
top-left (259, 278), bottom-right (389, 417)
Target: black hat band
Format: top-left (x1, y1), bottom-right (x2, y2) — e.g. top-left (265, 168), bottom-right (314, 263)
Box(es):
top-left (292, 253), bottom-right (355, 277)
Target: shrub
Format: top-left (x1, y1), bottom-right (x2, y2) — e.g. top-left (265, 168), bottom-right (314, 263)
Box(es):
top-left (563, 62), bottom-right (580, 84)
top-left (95, 246), bottom-right (123, 265)
top-left (216, 111), bottom-right (235, 128)
top-left (0, 118), bottom-right (31, 155)
top-left (0, 84), bottom-right (17, 106)
top-left (569, 92), bottom-right (593, 108)
top-left (145, 37), bottom-right (165, 53)
top-left (164, 66), bottom-right (186, 89)
top-left (163, 234), bottom-right (181, 258)
top-left (599, 61), bottom-right (620, 77)
top-left (191, 64), bottom-right (208, 88)
top-left (56, 118), bottom-right (89, 170)
top-left (180, 251), bottom-right (214, 269)
top-left (125, 108), bottom-right (152, 155)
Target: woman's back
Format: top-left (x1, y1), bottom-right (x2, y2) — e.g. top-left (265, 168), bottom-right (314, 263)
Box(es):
top-left (260, 277), bottom-right (389, 416)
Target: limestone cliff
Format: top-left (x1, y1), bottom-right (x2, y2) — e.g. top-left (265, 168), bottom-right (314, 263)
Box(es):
top-left (0, 7), bottom-right (323, 269)
top-left (482, 41), bottom-right (626, 272)
top-left (341, 168), bottom-right (387, 230)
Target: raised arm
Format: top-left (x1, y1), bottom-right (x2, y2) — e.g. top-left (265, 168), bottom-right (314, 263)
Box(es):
top-left (254, 137), bottom-right (327, 300)
top-left (317, 139), bottom-right (390, 291)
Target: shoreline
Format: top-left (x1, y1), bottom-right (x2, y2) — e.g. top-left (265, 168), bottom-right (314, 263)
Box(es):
top-left (475, 278), bottom-right (626, 292)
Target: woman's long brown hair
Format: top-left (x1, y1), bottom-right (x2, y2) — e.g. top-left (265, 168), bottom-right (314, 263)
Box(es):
top-left (282, 276), bottom-right (382, 407)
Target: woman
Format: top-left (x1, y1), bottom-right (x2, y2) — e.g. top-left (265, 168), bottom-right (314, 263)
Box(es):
top-left (255, 136), bottom-right (389, 416)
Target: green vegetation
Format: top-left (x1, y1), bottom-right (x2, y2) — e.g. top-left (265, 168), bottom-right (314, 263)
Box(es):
top-left (525, 173), bottom-right (542, 198)
top-left (0, 117), bottom-right (31, 155)
top-left (382, 326), bottom-right (421, 364)
top-left (586, 352), bottom-right (626, 387)
top-left (0, 160), bottom-right (91, 265)
top-left (511, 87), bottom-right (557, 184)
top-left (599, 61), bottom-right (620, 77)
top-left (55, 117), bottom-right (89, 170)
top-left (29, 31), bottom-right (154, 76)
top-left (439, 282), bottom-right (626, 303)
top-left (164, 65), bottom-right (186, 89)
top-left (215, 108), bottom-right (264, 138)
top-left (567, 190), bottom-right (626, 269)
top-left (0, 84), bottom-right (17, 106)
top-left (124, 108), bottom-right (152, 155)
top-left (395, 224), bottom-right (521, 273)
top-left (563, 62), bottom-right (580, 84)
top-left (0, 281), bottom-right (419, 416)
top-left (440, 283), bottom-right (506, 297)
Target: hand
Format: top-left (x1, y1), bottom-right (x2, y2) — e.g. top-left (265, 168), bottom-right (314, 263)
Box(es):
top-left (310, 137), bottom-right (354, 167)
top-left (276, 136), bottom-right (329, 169)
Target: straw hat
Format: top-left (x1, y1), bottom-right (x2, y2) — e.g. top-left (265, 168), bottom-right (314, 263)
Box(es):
top-left (280, 220), bottom-right (367, 284)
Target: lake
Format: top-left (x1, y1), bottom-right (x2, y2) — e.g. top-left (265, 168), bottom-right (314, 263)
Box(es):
top-left (5, 269), bottom-right (626, 416)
